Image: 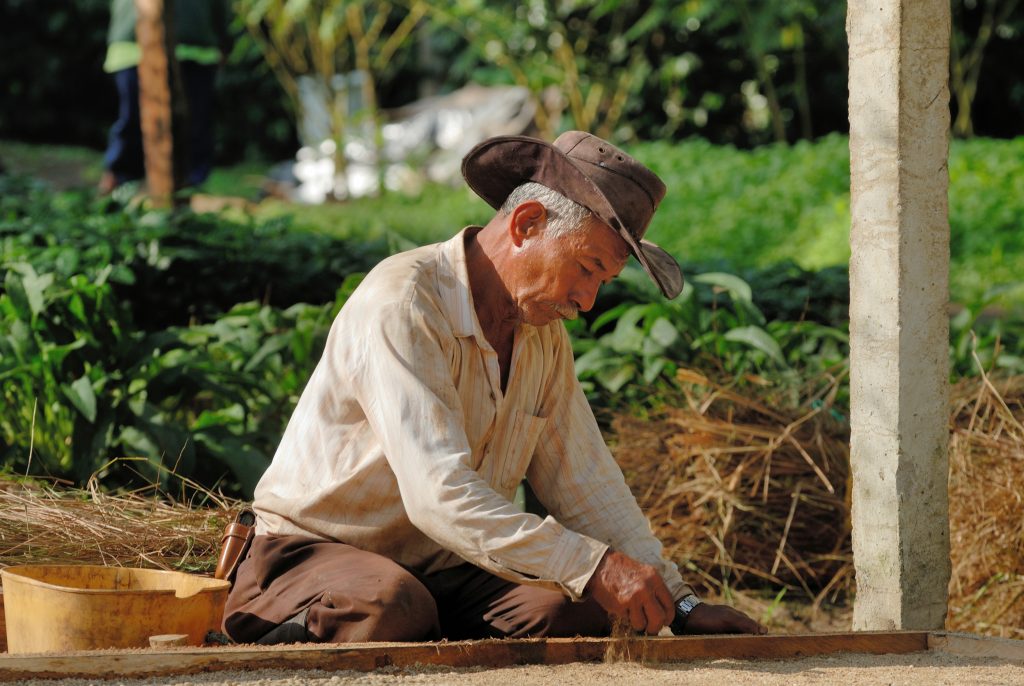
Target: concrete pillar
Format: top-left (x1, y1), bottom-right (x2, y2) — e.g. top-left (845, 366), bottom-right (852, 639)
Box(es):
top-left (847, 1), bottom-right (951, 630)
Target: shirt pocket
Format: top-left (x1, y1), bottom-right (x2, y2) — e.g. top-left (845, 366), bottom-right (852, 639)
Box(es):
top-left (493, 409), bottom-right (549, 492)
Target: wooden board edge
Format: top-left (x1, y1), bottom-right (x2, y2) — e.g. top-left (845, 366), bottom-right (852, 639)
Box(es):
top-left (0, 631), bottom-right (930, 681)
top-left (0, 587), bottom-right (6, 653)
top-left (928, 631), bottom-right (1024, 661)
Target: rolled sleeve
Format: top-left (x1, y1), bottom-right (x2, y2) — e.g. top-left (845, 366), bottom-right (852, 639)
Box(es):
top-left (544, 524), bottom-right (609, 599)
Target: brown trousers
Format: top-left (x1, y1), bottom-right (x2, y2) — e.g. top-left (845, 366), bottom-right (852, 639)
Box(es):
top-left (223, 534), bottom-right (610, 644)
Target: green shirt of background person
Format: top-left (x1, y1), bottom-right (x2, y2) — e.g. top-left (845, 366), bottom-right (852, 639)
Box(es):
top-left (99, 0), bottom-right (233, 193)
top-left (103, 0), bottom-right (232, 74)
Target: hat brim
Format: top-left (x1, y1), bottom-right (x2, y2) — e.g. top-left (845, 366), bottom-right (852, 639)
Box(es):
top-left (462, 135), bottom-right (684, 299)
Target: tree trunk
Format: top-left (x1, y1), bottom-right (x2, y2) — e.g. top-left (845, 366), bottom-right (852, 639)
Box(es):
top-left (737, 0), bottom-right (788, 144)
top-left (135, 0), bottom-right (183, 207)
top-left (950, 0), bottom-right (1020, 138)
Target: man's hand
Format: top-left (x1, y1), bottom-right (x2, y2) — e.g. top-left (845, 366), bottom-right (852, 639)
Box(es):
top-left (586, 550), bottom-right (675, 634)
top-left (681, 602), bottom-right (767, 635)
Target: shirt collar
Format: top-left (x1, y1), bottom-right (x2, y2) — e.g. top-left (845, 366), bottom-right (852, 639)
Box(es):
top-left (438, 226), bottom-right (483, 339)
top-left (437, 226), bottom-right (540, 344)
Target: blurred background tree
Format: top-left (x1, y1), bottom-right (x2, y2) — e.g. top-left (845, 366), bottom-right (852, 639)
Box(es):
top-left (951, 0), bottom-right (1023, 138)
top-left (234, 0), bottom-right (427, 169)
top-left (427, 0), bottom-right (677, 140)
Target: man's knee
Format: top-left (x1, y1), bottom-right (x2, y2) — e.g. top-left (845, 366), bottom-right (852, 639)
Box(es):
top-left (308, 566), bottom-right (439, 642)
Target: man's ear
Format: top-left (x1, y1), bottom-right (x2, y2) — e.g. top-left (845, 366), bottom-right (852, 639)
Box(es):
top-left (508, 200), bottom-right (547, 247)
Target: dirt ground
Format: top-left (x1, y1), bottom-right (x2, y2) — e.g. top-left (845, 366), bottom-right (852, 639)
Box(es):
top-left (5, 651), bottom-right (1024, 686)
top-left (0, 140), bottom-right (102, 190)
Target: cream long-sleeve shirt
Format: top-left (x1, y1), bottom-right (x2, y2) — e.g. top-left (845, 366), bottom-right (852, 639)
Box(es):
top-left (253, 227), bottom-right (694, 601)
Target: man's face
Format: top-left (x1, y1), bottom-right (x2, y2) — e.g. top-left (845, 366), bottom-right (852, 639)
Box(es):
top-left (513, 217), bottom-right (631, 327)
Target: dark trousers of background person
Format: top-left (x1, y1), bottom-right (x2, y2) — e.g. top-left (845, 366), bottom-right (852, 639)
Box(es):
top-left (104, 61), bottom-right (217, 187)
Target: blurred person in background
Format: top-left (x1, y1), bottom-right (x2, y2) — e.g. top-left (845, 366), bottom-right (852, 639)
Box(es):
top-left (98, 0), bottom-right (232, 194)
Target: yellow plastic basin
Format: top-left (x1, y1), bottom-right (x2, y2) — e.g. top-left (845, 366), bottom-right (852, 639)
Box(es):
top-left (0, 565), bottom-right (230, 654)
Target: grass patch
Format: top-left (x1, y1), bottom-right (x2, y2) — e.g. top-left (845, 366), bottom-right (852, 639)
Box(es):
top-left (252, 183), bottom-right (491, 247)
top-left (0, 139), bottom-right (104, 189)
top-left (240, 134), bottom-right (1022, 309)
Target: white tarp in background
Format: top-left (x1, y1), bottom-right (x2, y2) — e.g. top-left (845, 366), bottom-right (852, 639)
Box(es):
top-left (281, 78), bottom-right (535, 203)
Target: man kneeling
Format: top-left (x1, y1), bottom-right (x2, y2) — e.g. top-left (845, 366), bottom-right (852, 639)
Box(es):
top-left (223, 131), bottom-right (764, 643)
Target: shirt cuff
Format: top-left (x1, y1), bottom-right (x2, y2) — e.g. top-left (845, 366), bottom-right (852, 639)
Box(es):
top-left (667, 578), bottom-right (698, 601)
top-left (544, 518), bottom-right (609, 600)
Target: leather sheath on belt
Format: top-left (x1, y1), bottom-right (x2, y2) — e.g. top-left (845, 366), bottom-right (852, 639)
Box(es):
top-left (214, 509), bottom-right (255, 584)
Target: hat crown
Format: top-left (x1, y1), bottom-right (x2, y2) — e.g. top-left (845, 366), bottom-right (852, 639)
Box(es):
top-left (551, 131), bottom-right (666, 241)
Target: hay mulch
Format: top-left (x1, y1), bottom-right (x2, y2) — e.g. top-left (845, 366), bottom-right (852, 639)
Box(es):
top-left (0, 478), bottom-right (241, 574)
top-left (612, 365), bottom-right (1024, 638)
top-left (611, 366), bottom-right (852, 606)
top-left (947, 371), bottom-right (1024, 638)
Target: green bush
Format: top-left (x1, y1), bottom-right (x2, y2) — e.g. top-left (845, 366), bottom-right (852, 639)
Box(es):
top-left (0, 177), bottom-right (371, 496)
top-left (0, 261), bottom-right (346, 495)
top-left (574, 266), bottom-right (1023, 416)
top-left (947, 137), bottom-right (1024, 305)
top-left (640, 134), bottom-right (852, 271)
top-left (1, 178), bottom-right (386, 329)
top-left (635, 134), bottom-right (1024, 310)
top-left (570, 266), bottom-right (849, 413)
top-left (263, 134), bottom-right (1024, 311)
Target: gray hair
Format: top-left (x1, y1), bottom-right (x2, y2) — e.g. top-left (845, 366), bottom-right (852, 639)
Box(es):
top-left (500, 182), bottom-right (592, 237)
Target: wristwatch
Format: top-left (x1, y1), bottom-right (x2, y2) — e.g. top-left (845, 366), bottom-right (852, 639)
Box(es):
top-left (669, 593), bottom-right (702, 635)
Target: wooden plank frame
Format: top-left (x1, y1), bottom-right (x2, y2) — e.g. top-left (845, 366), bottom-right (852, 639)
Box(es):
top-left (0, 632), bottom-right (934, 681)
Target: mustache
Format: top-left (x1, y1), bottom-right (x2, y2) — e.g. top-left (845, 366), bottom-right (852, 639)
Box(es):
top-left (552, 303), bottom-right (579, 320)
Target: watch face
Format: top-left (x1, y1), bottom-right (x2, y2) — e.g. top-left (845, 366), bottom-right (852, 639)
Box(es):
top-left (677, 594), bottom-right (700, 614)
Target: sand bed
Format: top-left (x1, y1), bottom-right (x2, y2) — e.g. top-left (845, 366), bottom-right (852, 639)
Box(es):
top-left (4, 650), bottom-right (1024, 686)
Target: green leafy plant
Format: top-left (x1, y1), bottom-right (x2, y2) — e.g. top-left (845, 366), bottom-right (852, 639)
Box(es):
top-left (5, 125), bottom-right (1024, 495)
top-left (0, 178), bottom-right (372, 497)
top-left (571, 268), bottom-right (848, 409)
top-left (0, 262), bottom-right (355, 497)
top-left (950, 287), bottom-right (1024, 378)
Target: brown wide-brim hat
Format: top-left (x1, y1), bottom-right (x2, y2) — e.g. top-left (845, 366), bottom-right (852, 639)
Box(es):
top-left (461, 130), bottom-right (683, 298)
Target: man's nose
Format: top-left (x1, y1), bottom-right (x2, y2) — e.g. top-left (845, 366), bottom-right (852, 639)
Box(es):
top-left (574, 280), bottom-right (601, 312)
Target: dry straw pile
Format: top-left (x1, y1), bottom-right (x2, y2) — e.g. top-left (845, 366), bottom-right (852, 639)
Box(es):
top-left (612, 366), bottom-right (852, 608)
top-left (0, 475), bottom-right (239, 573)
top-left (947, 372), bottom-right (1024, 637)
top-left (612, 365), bottom-right (1024, 637)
